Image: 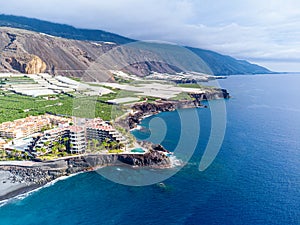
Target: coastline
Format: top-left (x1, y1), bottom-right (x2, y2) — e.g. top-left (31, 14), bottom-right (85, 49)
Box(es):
top-left (0, 182), bottom-right (41, 203)
top-left (0, 89), bottom-right (230, 203)
top-left (0, 149), bottom-right (172, 202)
top-left (117, 89), bottom-right (230, 131)
top-left (0, 170), bottom-right (88, 206)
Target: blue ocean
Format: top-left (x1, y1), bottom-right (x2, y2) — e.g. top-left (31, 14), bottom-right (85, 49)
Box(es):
top-left (0, 74), bottom-right (299, 225)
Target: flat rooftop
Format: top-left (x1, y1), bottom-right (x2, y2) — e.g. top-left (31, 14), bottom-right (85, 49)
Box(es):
top-left (107, 97), bottom-right (140, 104)
top-left (99, 82), bottom-right (204, 99)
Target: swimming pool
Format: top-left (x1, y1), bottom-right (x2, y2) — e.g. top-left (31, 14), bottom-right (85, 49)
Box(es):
top-left (130, 148), bottom-right (145, 153)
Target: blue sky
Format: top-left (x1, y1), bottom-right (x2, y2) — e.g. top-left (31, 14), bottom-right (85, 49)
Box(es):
top-left (1, 0), bottom-right (300, 71)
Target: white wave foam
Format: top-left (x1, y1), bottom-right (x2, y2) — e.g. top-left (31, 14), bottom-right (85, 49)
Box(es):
top-left (0, 172), bottom-right (84, 208)
top-left (130, 125), bottom-right (142, 131)
top-left (169, 155), bottom-right (183, 167)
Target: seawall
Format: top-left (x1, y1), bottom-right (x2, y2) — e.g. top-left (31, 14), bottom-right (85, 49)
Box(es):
top-left (0, 150), bottom-right (170, 201)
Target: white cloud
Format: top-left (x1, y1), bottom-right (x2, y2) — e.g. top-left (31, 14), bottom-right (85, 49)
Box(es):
top-left (1, 0), bottom-right (300, 71)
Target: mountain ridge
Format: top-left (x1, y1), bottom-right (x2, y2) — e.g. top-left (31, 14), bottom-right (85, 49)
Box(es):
top-left (0, 14), bottom-right (134, 44)
top-left (0, 14), bottom-right (272, 78)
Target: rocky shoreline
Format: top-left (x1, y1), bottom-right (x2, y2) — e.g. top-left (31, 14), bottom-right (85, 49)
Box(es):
top-left (0, 148), bottom-right (170, 201)
top-left (116, 100), bottom-right (198, 130)
top-left (118, 89), bottom-right (230, 130)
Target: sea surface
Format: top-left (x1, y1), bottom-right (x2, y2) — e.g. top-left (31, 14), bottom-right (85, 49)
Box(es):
top-left (0, 74), bottom-right (299, 225)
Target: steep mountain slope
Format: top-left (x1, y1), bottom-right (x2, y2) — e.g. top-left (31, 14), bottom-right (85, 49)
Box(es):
top-left (187, 47), bottom-right (271, 75)
top-left (0, 14), bottom-right (133, 44)
top-left (0, 27), bottom-right (113, 81)
top-left (0, 15), bottom-right (272, 79)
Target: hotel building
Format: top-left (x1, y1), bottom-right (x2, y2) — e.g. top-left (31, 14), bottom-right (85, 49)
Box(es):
top-left (0, 114), bottom-right (71, 139)
top-left (29, 117), bottom-right (127, 155)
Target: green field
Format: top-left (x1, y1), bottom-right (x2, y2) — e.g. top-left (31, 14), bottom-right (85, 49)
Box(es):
top-left (170, 92), bottom-right (193, 101)
top-left (177, 83), bottom-right (215, 89)
top-left (0, 90), bottom-right (126, 123)
top-left (0, 76), bottom-right (204, 123)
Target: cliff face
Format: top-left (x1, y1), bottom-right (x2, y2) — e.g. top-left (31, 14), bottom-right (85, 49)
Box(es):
top-left (190, 88), bottom-right (230, 100)
top-left (125, 90), bottom-right (229, 129)
top-left (0, 29), bottom-right (47, 74)
top-left (4, 55), bottom-right (47, 74)
top-left (68, 151), bottom-right (170, 172)
top-left (24, 55), bottom-right (47, 74)
top-left (126, 100), bottom-right (197, 129)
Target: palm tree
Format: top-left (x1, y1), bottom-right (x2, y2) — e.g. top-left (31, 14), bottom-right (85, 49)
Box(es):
top-left (35, 147), bottom-right (41, 154)
top-left (11, 149), bottom-right (17, 157)
top-left (51, 145), bottom-right (58, 155)
top-left (44, 141), bottom-right (50, 151)
top-left (87, 140), bottom-right (92, 151)
top-left (102, 138), bottom-right (111, 149)
top-left (92, 139), bottom-right (99, 151)
top-left (0, 149), bottom-right (6, 159)
top-left (41, 147), bottom-right (47, 155)
top-left (52, 141), bottom-right (60, 152)
top-left (24, 152), bottom-right (29, 160)
top-left (110, 141), bottom-right (118, 150)
top-left (63, 137), bottom-right (69, 145)
top-left (119, 143), bottom-right (125, 150)
top-left (100, 141), bottom-right (108, 151)
top-left (59, 144), bottom-right (66, 152)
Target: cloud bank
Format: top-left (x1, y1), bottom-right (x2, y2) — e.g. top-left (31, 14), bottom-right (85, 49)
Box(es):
top-left (1, 0), bottom-right (300, 71)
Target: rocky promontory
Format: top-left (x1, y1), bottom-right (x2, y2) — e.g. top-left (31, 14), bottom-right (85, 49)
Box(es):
top-left (120, 89), bottom-right (230, 129)
top-left (126, 100), bottom-right (197, 129)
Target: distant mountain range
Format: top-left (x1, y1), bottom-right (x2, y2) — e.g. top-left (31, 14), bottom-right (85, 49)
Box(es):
top-left (0, 14), bottom-right (133, 44)
top-left (0, 14), bottom-right (272, 80)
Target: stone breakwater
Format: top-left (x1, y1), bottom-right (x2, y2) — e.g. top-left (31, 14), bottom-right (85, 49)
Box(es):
top-left (0, 150), bottom-right (171, 201)
top-left (3, 166), bottom-right (51, 185)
